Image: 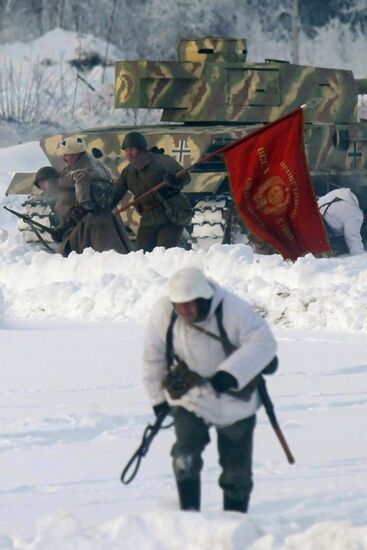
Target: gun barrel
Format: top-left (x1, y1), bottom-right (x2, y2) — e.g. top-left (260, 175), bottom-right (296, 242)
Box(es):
top-left (3, 206), bottom-right (55, 236)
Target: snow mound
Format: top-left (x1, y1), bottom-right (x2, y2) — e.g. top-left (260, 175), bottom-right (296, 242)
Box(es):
top-left (0, 239), bottom-right (367, 331)
top-left (8, 514), bottom-right (367, 550)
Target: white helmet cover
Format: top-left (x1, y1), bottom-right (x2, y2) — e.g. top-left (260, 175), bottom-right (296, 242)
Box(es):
top-left (58, 136), bottom-right (87, 155)
top-left (169, 267), bottom-right (214, 303)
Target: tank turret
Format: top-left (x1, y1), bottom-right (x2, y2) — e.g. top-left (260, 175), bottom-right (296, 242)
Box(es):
top-left (115, 37), bottom-right (359, 125)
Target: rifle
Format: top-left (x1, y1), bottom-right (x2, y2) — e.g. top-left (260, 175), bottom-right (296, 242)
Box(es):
top-left (4, 206), bottom-right (57, 236)
top-left (257, 376), bottom-right (294, 464)
top-left (3, 206), bottom-right (56, 253)
top-left (120, 408), bottom-right (172, 484)
top-left (189, 321), bottom-right (295, 464)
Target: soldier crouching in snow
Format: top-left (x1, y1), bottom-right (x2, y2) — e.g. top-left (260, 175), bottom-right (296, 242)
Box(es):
top-left (317, 187), bottom-right (366, 256)
top-left (53, 136), bottom-right (133, 257)
top-left (143, 267), bottom-right (277, 512)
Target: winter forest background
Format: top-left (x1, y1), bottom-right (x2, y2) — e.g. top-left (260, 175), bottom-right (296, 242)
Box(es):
top-left (0, 0), bottom-right (366, 144)
top-left (1, 0), bottom-right (367, 56)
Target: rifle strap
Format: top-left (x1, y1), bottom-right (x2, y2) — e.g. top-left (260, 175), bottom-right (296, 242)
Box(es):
top-left (22, 217), bottom-right (56, 254)
top-left (319, 196), bottom-right (344, 218)
top-left (214, 301), bottom-right (237, 357)
top-left (166, 309), bottom-right (178, 370)
top-left (165, 301), bottom-right (235, 370)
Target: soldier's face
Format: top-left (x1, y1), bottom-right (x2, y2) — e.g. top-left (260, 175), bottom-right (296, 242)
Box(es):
top-left (62, 153), bottom-right (80, 167)
top-left (173, 301), bottom-right (198, 323)
top-left (38, 178), bottom-right (58, 194)
top-left (124, 147), bottom-right (140, 161)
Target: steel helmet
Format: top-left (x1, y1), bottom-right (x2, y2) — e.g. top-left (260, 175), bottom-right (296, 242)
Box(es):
top-left (34, 166), bottom-right (59, 188)
top-left (121, 131), bottom-right (148, 151)
top-left (58, 136), bottom-right (87, 155)
top-left (169, 267), bottom-right (214, 303)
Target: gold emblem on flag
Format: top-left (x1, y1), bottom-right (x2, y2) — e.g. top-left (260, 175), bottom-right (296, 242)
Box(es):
top-left (253, 176), bottom-right (291, 215)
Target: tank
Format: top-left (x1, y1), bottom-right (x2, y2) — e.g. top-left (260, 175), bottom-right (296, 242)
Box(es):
top-left (7, 37), bottom-right (367, 248)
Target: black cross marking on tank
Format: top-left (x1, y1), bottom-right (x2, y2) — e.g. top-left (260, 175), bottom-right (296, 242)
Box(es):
top-left (348, 141), bottom-right (362, 168)
top-left (172, 139), bottom-right (191, 164)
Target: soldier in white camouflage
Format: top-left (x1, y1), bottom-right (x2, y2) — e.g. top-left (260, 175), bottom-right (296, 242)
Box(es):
top-left (113, 131), bottom-right (192, 252)
top-left (143, 267), bottom-right (277, 513)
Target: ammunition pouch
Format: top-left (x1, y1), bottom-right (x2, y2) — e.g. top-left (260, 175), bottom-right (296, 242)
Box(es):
top-left (162, 360), bottom-right (203, 400)
top-left (157, 192), bottom-right (193, 226)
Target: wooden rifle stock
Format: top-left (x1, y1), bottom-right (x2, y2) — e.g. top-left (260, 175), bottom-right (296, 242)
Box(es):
top-left (257, 376), bottom-right (295, 464)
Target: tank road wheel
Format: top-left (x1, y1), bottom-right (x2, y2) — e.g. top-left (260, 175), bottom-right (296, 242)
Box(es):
top-left (189, 196), bottom-right (248, 250)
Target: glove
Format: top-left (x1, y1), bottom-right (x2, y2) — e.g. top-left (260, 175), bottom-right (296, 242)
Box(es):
top-left (81, 200), bottom-right (101, 215)
top-left (262, 356), bottom-right (278, 375)
top-left (153, 401), bottom-right (170, 418)
top-left (211, 371), bottom-right (238, 393)
top-left (51, 225), bottom-right (67, 243)
top-left (66, 205), bottom-right (86, 224)
top-left (164, 173), bottom-right (184, 190)
top-left (52, 217), bottom-right (78, 242)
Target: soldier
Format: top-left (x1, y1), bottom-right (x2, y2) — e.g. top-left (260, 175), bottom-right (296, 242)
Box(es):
top-left (318, 187), bottom-right (366, 256)
top-left (54, 136), bottom-right (133, 257)
top-left (143, 267), bottom-right (277, 512)
top-left (34, 166), bottom-right (59, 196)
top-left (114, 131), bottom-right (192, 252)
top-left (18, 167), bottom-right (60, 247)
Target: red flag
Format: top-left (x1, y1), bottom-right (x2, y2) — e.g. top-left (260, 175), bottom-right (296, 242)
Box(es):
top-left (219, 108), bottom-right (331, 260)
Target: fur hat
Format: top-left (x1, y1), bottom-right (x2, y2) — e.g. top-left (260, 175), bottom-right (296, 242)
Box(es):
top-left (58, 136), bottom-right (87, 155)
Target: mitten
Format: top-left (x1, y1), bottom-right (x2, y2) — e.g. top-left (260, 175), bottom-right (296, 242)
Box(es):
top-left (211, 371), bottom-right (238, 393)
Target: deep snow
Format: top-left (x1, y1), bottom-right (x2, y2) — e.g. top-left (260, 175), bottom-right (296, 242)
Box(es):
top-left (1, 323), bottom-right (367, 549)
top-left (0, 142), bottom-right (367, 549)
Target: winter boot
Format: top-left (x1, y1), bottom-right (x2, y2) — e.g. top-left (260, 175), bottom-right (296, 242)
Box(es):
top-left (223, 494), bottom-right (249, 513)
top-left (176, 478), bottom-right (201, 511)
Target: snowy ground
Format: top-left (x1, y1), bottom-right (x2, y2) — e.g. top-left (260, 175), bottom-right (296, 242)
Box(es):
top-left (1, 325), bottom-right (367, 549)
top-left (1, 143), bottom-right (367, 548)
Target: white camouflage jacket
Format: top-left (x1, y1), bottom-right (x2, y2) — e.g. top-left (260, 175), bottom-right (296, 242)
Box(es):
top-left (143, 283), bottom-right (277, 427)
top-left (317, 188), bottom-right (364, 255)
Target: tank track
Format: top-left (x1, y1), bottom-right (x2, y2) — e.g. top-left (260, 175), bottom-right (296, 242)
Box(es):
top-left (19, 193), bottom-right (249, 252)
top-left (189, 195), bottom-right (248, 250)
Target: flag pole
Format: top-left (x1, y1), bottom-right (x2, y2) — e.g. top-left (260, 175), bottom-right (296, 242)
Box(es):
top-left (116, 106), bottom-right (304, 215)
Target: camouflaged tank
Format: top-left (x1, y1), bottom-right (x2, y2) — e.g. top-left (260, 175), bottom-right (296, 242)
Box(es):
top-left (7, 37), bottom-right (367, 248)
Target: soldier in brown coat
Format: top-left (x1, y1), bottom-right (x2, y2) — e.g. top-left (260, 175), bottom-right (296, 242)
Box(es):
top-left (114, 132), bottom-right (192, 252)
top-left (54, 136), bottom-right (133, 257)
